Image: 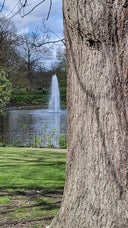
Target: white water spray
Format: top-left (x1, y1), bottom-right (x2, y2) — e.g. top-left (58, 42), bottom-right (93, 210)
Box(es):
top-left (48, 74), bottom-right (60, 112)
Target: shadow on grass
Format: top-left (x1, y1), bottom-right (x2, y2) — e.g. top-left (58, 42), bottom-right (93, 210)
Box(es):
top-left (0, 217), bottom-right (54, 228)
top-left (0, 195), bottom-right (61, 214)
top-left (0, 187), bottom-right (63, 227)
top-left (0, 149), bottom-right (65, 227)
top-left (0, 187), bottom-right (64, 195)
top-left (0, 160), bottom-right (66, 167)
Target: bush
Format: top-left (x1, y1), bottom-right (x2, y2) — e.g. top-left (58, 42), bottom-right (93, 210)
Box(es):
top-left (59, 134), bottom-right (67, 149)
top-left (0, 71), bottom-right (12, 112)
top-left (10, 90), bottom-right (48, 106)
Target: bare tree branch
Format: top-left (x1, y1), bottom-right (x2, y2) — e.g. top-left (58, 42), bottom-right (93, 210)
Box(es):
top-left (4, 2), bottom-right (23, 21)
top-left (38, 21), bottom-right (65, 46)
top-left (20, 0), bottom-right (47, 18)
top-left (1, 0), bottom-right (52, 22)
top-left (0, 0), bottom-right (5, 12)
top-left (46, 27), bottom-right (65, 44)
top-left (6, 7), bottom-right (22, 21)
top-left (34, 38), bottom-right (65, 47)
top-left (46, 0), bottom-right (52, 20)
top-left (6, 3), bottom-right (19, 18)
top-left (19, 0), bottom-right (28, 8)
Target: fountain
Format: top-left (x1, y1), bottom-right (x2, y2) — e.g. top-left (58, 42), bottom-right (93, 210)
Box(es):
top-left (0, 74), bottom-right (67, 148)
top-left (48, 74), bottom-right (60, 112)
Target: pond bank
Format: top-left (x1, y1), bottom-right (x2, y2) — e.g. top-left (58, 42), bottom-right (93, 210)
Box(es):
top-left (0, 108), bottom-right (67, 148)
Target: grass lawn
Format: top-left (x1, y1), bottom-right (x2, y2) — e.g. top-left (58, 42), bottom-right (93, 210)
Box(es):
top-left (0, 147), bottom-right (66, 228)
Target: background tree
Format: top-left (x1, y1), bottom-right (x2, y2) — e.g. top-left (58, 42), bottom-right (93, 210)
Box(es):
top-left (50, 1), bottom-right (128, 228)
top-left (0, 16), bottom-right (19, 70)
top-left (55, 47), bottom-right (66, 72)
top-left (19, 32), bottom-right (52, 83)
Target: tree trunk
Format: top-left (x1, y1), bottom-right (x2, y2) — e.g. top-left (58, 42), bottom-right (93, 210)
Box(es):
top-left (50, 0), bottom-right (128, 227)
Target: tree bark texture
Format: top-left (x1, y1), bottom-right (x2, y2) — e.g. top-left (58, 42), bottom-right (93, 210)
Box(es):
top-left (50, 0), bottom-right (128, 227)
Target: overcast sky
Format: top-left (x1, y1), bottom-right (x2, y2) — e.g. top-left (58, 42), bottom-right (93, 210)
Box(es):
top-left (0, 0), bottom-right (63, 36)
top-left (0, 0), bottom-right (64, 68)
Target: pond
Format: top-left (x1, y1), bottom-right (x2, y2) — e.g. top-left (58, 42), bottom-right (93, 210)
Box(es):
top-left (0, 108), bottom-right (67, 148)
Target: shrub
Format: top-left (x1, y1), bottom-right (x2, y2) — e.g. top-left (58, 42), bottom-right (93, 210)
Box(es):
top-left (0, 71), bottom-right (12, 112)
top-left (59, 134), bottom-right (67, 149)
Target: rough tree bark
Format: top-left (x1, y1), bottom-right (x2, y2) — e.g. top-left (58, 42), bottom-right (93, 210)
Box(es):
top-left (50, 0), bottom-right (128, 227)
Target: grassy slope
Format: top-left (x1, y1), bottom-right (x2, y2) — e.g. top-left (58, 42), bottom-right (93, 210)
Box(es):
top-left (0, 147), bottom-right (66, 227)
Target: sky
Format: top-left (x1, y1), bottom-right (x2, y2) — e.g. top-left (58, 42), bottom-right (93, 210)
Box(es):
top-left (0, 0), bottom-right (64, 68)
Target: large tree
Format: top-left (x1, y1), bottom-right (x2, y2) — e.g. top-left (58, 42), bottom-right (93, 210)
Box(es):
top-left (1, 0), bottom-right (128, 227)
top-left (49, 0), bottom-right (128, 227)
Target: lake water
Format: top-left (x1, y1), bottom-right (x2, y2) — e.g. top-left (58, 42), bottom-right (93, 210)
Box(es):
top-left (0, 109), bottom-right (67, 148)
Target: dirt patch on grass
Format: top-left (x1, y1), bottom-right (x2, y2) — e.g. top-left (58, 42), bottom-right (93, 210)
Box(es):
top-left (0, 189), bottom-right (63, 228)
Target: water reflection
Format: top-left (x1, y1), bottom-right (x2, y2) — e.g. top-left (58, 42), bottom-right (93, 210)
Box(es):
top-left (0, 109), bottom-right (67, 147)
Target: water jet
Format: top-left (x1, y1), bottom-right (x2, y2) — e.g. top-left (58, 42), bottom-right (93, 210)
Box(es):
top-left (48, 74), bottom-right (60, 112)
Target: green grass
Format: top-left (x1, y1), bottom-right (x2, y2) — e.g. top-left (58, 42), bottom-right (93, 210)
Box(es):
top-left (0, 147), bottom-right (66, 227)
top-left (0, 147), bottom-right (66, 190)
top-left (0, 196), bottom-right (11, 204)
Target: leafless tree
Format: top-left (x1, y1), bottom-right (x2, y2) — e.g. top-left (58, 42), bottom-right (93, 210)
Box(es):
top-left (19, 32), bottom-right (51, 82)
top-left (0, 16), bottom-right (19, 69)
